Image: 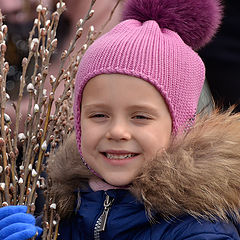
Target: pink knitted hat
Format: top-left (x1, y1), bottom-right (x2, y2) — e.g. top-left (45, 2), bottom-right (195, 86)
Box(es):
top-left (74, 0), bottom-right (222, 154)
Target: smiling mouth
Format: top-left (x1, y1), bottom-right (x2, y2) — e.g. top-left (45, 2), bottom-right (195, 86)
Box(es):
top-left (102, 152), bottom-right (138, 160)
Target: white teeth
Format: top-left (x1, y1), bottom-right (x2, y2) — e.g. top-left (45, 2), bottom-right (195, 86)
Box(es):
top-left (105, 153), bottom-right (135, 160)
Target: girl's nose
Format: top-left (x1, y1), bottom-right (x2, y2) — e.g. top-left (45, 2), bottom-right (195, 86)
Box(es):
top-left (105, 120), bottom-right (131, 141)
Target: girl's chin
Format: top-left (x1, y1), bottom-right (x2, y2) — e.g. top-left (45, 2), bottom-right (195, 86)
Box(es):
top-left (103, 177), bottom-right (133, 188)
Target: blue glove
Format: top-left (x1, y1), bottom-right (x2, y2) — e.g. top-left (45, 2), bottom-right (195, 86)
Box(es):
top-left (0, 205), bottom-right (42, 240)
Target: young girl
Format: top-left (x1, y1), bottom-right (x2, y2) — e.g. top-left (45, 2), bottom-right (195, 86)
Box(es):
top-left (1, 0), bottom-right (240, 239)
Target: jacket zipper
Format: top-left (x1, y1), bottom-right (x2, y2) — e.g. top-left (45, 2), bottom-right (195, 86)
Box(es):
top-left (94, 193), bottom-right (114, 240)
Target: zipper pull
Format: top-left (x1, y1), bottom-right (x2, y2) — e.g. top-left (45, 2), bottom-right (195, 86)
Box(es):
top-left (99, 194), bottom-right (114, 231)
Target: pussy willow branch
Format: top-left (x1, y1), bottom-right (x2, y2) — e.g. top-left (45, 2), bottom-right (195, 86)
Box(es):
top-left (0, 0), bottom-right (121, 238)
top-left (13, 56), bottom-right (31, 152)
top-left (6, 127), bottom-right (18, 205)
top-left (33, 1), bottom-right (97, 178)
top-left (0, 11), bottom-right (11, 205)
top-left (18, 57), bottom-right (34, 205)
top-left (0, 75), bottom-right (9, 204)
top-left (22, 2), bottom-right (67, 208)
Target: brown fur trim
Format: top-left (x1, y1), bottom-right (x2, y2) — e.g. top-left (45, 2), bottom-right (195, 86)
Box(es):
top-left (132, 110), bottom-right (240, 221)
top-left (47, 132), bottom-right (92, 219)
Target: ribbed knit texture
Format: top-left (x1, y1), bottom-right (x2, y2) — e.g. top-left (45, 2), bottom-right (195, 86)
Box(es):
top-left (74, 19), bottom-right (205, 153)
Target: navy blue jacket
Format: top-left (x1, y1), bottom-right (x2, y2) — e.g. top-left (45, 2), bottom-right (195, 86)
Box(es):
top-left (56, 189), bottom-right (240, 240)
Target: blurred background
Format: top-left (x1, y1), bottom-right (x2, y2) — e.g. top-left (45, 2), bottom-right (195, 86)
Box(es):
top-left (199, 0), bottom-right (240, 112)
top-left (0, 0), bottom-right (122, 100)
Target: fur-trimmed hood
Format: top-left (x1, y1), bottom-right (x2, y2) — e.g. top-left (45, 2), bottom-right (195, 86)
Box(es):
top-left (47, 110), bottom-right (240, 221)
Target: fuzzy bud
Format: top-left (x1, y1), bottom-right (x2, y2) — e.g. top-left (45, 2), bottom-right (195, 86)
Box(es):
top-left (18, 178), bottom-right (24, 184)
top-left (49, 92), bottom-right (54, 101)
top-left (27, 83), bottom-right (34, 93)
top-left (51, 39), bottom-right (58, 49)
top-left (41, 140), bottom-right (47, 151)
top-left (32, 169), bottom-right (38, 177)
top-left (45, 20), bottom-right (51, 28)
top-left (4, 113), bottom-right (11, 123)
top-left (44, 221), bottom-right (49, 228)
top-left (34, 18), bottom-right (39, 25)
top-left (36, 4), bottom-right (43, 12)
top-left (4, 62), bottom-right (9, 72)
top-left (50, 203), bottom-right (56, 209)
top-left (5, 93), bottom-right (10, 101)
top-left (28, 164), bottom-right (33, 171)
top-left (33, 144), bottom-right (39, 153)
top-left (34, 104), bottom-right (40, 113)
top-left (31, 136), bottom-right (37, 144)
top-left (37, 129), bottom-right (43, 138)
top-left (27, 188), bottom-right (32, 195)
top-left (44, 49), bottom-right (49, 56)
top-left (4, 125), bottom-right (9, 133)
top-left (0, 183), bottom-right (5, 190)
top-left (50, 75), bottom-right (56, 84)
top-left (0, 166), bottom-right (3, 173)
top-left (90, 25), bottom-right (94, 33)
top-left (9, 151), bottom-right (15, 160)
top-left (1, 24), bottom-right (7, 33)
top-left (43, 89), bottom-right (47, 96)
top-left (79, 19), bottom-right (84, 26)
top-left (36, 73), bottom-right (42, 82)
top-left (42, 67), bottom-right (48, 76)
top-left (40, 28), bottom-right (47, 36)
top-left (0, 43), bottom-right (6, 54)
top-left (18, 133), bottom-right (26, 142)
top-left (30, 38), bottom-right (39, 52)
top-left (76, 28), bottom-right (83, 38)
top-left (61, 50), bottom-right (68, 60)
top-left (56, 1), bottom-right (66, 9)
top-left (66, 90), bottom-right (71, 97)
top-left (42, 7), bottom-right (47, 15)
top-left (22, 57), bottom-right (28, 67)
top-left (76, 55), bottom-right (81, 64)
top-left (89, 10), bottom-right (94, 18)
top-left (82, 44), bottom-right (88, 51)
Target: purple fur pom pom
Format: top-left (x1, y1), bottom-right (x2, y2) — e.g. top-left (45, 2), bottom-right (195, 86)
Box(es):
top-left (122, 0), bottom-right (223, 50)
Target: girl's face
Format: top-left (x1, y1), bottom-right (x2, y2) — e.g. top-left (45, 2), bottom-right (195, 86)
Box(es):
top-left (80, 74), bottom-right (172, 186)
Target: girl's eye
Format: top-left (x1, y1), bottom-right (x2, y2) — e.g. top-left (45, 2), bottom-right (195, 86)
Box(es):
top-left (133, 115), bottom-right (151, 120)
top-left (90, 113), bottom-right (107, 118)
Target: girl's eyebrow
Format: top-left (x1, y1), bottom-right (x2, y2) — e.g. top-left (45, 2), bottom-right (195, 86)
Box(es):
top-left (82, 103), bottom-right (110, 109)
top-left (126, 104), bottom-right (160, 115)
